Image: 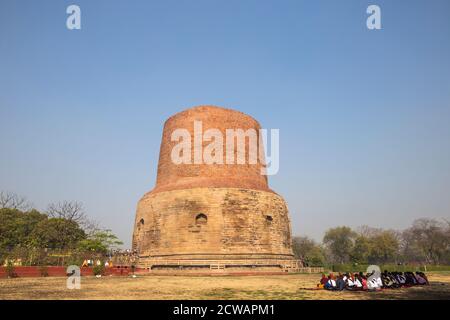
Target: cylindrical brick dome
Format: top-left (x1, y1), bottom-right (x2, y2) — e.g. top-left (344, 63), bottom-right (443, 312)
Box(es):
top-left (152, 105), bottom-right (270, 194)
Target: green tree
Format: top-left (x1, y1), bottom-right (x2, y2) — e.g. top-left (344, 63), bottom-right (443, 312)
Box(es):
top-left (351, 227), bottom-right (400, 265)
top-left (292, 236), bottom-right (325, 266)
top-left (30, 218), bottom-right (86, 249)
top-left (77, 229), bottom-right (123, 254)
top-left (367, 230), bottom-right (400, 264)
top-left (0, 208), bottom-right (47, 250)
top-left (351, 235), bottom-right (370, 264)
top-left (323, 226), bottom-right (356, 264)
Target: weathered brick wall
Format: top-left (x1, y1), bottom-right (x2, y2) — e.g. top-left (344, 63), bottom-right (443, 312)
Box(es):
top-left (153, 105), bottom-right (270, 194)
top-left (133, 188), bottom-right (293, 260)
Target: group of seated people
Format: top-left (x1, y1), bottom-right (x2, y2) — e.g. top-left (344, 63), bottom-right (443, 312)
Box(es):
top-left (317, 270), bottom-right (429, 291)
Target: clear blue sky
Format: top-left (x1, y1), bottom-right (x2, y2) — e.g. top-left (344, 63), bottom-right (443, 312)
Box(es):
top-left (1, 0), bottom-right (449, 247)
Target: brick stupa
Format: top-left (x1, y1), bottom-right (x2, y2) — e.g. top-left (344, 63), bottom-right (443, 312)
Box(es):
top-left (132, 106), bottom-right (297, 271)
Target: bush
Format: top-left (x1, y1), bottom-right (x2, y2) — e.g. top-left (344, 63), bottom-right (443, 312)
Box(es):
top-left (93, 264), bottom-right (105, 276)
top-left (6, 260), bottom-right (17, 278)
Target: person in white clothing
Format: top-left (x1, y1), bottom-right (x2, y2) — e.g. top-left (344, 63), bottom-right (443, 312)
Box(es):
top-left (327, 278), bottom-right (336, 289)
top-left (346, 276), bottom-right (355, 289)
top-left (325, 275), bottom-right (337, 290)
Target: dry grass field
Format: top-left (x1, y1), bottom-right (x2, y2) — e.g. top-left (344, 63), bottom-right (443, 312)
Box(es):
top-left (1, 272), bottom-right (450, 300)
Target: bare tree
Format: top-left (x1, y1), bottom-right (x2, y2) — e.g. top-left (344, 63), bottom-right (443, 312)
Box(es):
top-left (47, 201), bottom-right (87, 223)
top-left (0, 191), bottom-right (31, 211)
top-left (82, 218), bottom-right (101, 236)
top-left (402, 218), bottom-right (450, 265)
top-left (355, 225), bottom-right (383, 237)
top-left (46, 200), bottom-right (100, 235)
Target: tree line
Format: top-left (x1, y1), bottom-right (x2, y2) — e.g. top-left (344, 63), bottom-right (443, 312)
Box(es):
top-left (293, 219), bottom-right (450, 267)
top-left (0, 191), bottom-right (123, 265)
top-left (2, 191), bottom-right (449, 267)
